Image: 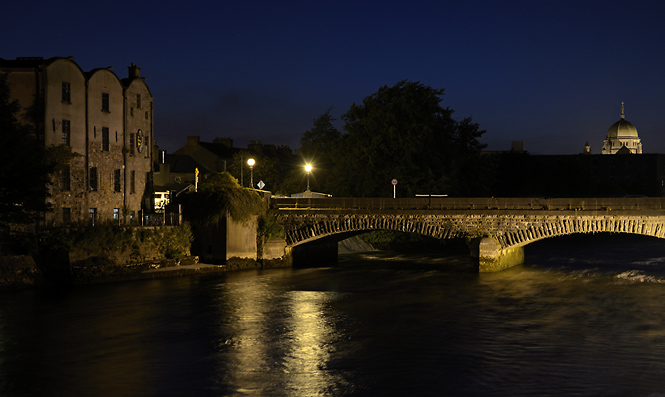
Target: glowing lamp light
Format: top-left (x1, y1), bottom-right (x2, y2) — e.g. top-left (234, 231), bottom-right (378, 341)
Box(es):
top-left (247, 158), bottom-right (255, 188)
top-left (305, 164), bottom-right (312, 191)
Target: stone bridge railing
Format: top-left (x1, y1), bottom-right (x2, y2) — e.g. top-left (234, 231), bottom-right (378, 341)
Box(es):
top-left (270, 197), bottom-right (665, 271)
top-left (271, 197), bottom-right (665, 212)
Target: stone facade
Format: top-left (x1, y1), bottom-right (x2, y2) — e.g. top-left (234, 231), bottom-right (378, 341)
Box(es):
top-left (277, 212), bottom-right (665, 250)
top-left (0, 57), bottom-right (153, 224)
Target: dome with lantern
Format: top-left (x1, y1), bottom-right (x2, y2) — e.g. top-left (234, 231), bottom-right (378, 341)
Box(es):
top-left (601, 102), bottom-right (642, 154)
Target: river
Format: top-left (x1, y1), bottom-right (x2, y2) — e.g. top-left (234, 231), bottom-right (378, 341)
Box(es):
top-left (2, 234), bottom-right (665, 396)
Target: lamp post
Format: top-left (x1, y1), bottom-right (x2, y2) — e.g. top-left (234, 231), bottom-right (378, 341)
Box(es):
top-left (247, 158), bottom-right (255, 188)
top-left (305, 164), bottom-right (312, 191)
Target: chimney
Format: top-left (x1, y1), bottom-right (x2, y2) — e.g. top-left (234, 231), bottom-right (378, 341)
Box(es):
top-left (128, 63), bottom-right (141, 79)
top-left (187, 136), bottom-right (200, 146)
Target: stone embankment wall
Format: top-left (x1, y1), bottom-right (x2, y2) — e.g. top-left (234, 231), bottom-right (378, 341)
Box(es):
top-left (0, 255), bottom-right (45, 290)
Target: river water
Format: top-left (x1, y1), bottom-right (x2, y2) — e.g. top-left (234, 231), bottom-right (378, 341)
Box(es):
top-left (3, 234), bottom-right (665, 396)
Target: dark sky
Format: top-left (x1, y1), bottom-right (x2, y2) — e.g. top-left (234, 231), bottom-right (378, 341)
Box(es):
top-left (3, 1), bottom-right (665, 155)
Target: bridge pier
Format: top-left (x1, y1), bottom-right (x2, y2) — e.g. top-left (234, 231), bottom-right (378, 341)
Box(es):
top-left (469, 237), bottom-right (524, 272)
top-left (291, 238), bottom-right (338, 267)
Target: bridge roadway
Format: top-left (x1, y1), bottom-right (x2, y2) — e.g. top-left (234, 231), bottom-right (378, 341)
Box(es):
top-left (270, 197), bottom-right (665, 272)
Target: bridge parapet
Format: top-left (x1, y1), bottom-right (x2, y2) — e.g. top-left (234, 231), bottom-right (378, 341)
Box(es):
top-left (271, 197), bottom-right (665, 212)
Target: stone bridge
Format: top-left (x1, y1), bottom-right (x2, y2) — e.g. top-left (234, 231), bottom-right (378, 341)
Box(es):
top-left (270, 197), bottom-right (665, 271)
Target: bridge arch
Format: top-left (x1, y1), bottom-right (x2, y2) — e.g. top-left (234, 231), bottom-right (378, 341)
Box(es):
top-left (281, 214), bottom-right (465, 247)
top-left (278, 213), bottom-right (665, 249)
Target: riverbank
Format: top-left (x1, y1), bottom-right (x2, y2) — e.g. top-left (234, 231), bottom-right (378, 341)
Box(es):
top-left (0, 236), bottom-right (427, 291)
top-left (0, 254), bottom-right (293, 291)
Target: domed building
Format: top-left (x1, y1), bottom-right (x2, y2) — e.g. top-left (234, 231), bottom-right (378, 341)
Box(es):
top-left (601, 102), bottom-right (642, 154)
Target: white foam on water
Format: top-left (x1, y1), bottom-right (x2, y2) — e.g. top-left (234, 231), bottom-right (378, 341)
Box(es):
top-left (615, 270), bottom-right (665, 284)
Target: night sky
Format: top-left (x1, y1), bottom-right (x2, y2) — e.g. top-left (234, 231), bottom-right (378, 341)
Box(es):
top-left (3, 1), bottom-right (665, 155)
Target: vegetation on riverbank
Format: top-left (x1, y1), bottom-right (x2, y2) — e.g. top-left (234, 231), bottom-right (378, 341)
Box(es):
top-left (39, 222), bottom-right (194, 261)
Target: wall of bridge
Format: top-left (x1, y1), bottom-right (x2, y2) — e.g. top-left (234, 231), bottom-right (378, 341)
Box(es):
top-left (277, 212), bottom-right (665, 249)
top-left (272, 197), bottom-right (665, 271)
top-left (271, 197), bottom-right (665, 212)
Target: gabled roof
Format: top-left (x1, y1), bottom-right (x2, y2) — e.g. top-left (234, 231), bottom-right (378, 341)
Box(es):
top-left (163, 154), bottom-right (205, 173)
top-left (198, 142), bottom-right (240, 159)
top-left (616, 145), bottom-right (632, 155)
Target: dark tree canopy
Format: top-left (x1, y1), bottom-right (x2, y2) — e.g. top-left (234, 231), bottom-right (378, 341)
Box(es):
top-left (298, 108), bottom-right (342, 194)
top-left (0, 73), bottom-right (53, 225)
top-left (302, 80), bottom-right (487, 197)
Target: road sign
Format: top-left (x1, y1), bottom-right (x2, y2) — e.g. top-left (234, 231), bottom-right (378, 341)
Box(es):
top-left (257, 180), bottom-right (265, 190)
top-left (391, 178), bottom-right (398, 185)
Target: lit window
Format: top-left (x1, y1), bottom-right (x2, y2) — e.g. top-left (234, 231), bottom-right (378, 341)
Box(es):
top-left (89, 208), bottom-right (97, 225)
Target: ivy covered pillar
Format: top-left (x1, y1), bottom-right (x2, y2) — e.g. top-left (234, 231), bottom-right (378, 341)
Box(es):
top-left (469, 237), bottom-right (524, 272)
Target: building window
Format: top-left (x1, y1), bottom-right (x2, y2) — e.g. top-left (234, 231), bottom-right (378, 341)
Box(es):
top-left (63, 207), bottom-right (71, 223)
top-left (89, 167), bottom-right (98, 191)
top-left (62, 120), bottom-right (70, 146)
top-left (61, 82), bottom-right (71, 103)
top-left (137, 94), bottom-right (141, 109)
top-left (62, 166), bottom-right (70, 191)
top-left (145, 111), bottom-right (148, 120)
top-left (89, 208), bottom-right (97, 225)
top-left (102, 127), bottom-right (109, 151)
top-left (114, 169), bottom-right (121, 192)
top-left (130, 170), bottom-right (136, 193)
top-left (101, 93), bottom-right (109, 112)
top-left (113, 208), bottom-right (120, 220)
top-left (130, 133), bottom-right (135, 155)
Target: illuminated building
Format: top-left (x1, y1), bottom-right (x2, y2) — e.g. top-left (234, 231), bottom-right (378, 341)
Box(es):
top-left (601, 102), bottom-right (642, 154)
top-left (0, 57), bottom-right (153, 224)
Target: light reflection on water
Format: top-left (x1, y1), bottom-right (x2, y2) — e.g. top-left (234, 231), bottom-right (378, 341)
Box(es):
top-left (212, 272), bottom-right (348, 395)
top-left (2, 234), bottom-right (665, 395)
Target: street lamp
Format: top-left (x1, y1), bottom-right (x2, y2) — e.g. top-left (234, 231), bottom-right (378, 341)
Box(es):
top-left (305, 163), bottom-right (312, 191)
top-left (247, 158), bottom-right (255, 188)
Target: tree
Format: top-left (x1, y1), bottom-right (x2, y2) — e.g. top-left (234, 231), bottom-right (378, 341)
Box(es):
top-left (335, 80), bottom-right (487, 197)
top-left (298, 108), bottom-right (342, 193)
top-left (0, 73), bottom-right (54, 225)
top-left (226, 150), bottom-right (298, 195)
top-left (180, 172), bottom-right (265, 228)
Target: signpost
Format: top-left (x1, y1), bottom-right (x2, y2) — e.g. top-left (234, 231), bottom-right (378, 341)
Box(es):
top-left (391, 178), bottom-right (398, 198)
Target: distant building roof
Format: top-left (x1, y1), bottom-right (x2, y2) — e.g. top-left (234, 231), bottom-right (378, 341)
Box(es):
top-left (163, 153), bottom-right (203, 173)
top-left (198, 141), bottom-right (240, 159)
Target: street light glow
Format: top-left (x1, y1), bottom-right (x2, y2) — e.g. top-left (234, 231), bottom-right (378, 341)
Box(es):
top-left (247, 158), bottom-right (255, 188)
top-left (305, 164), bottom-right (312, 191)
